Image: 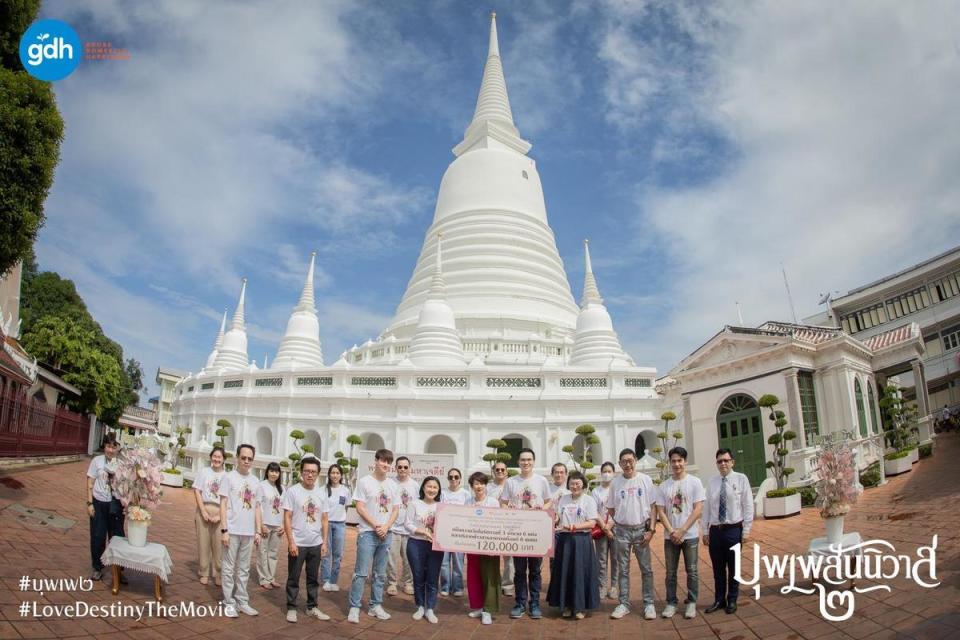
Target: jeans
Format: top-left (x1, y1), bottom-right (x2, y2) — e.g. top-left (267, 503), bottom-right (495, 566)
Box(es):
top-left (387, 532), bottom-right (412, 588)
top-left (512, 556), bottom-right (543, 609)
top-left (595, 534), bottom-right (619, 594)
top-left (89, 498), bottom-right (123, 571)
top-left (222, 534), bottom-right (255, 607)
top-left (406, 538), bottom-right (444, 609)
top-left (320, 521), bottom-right (345, 585)
top-left (614, 525), bottom-right (654, 607)
top-left (663, 537), bottom-right (699, 605)
top-left (440, 552), bottom-right (464, 593)
top-left (708, 525), bottom-right (742, 604)
top-left (286, 544), bottom-right (321, 610)
top-left (349, 530), bottom-right (392, 609)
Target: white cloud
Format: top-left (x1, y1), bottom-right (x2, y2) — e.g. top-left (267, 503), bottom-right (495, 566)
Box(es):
top-left (597, 1), bottom-right (960, 372)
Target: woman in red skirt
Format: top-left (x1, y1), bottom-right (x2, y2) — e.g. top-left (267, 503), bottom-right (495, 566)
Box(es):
top-left (465, 471), bottom-right (500, 625)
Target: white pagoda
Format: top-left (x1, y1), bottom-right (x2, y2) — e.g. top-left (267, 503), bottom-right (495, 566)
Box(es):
top-left (173, 14), bottom-right (662, 475)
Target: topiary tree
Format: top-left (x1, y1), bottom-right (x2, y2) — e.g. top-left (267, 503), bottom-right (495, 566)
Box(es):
top-left (482, 438), bottom-right (512, 471)
top-left (878, 383), bottom-right (917, 454)
top-left (758, 394), bottom-right (796, 492)
top-left (215, 419), bottom-right (232, 449)
top-left (334, 434), bottom-right (363, 490)
top-left (164, 425), bottom-right (191, 471)
top-left (562, 424), bottom-right (600, 484)
top-left (288, 430), bottom-right (309, 484)
top-left (650, 412), bottom-right (683, 483)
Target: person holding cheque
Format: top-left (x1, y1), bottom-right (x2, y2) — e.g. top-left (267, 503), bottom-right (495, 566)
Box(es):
top-left (547, 471), bottom-right (600, 619)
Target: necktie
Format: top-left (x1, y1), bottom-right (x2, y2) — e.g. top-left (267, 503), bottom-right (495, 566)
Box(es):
top-left (719, 476), bottom-right (728, 522)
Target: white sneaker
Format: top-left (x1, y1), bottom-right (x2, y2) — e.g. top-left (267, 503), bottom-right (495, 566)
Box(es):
top-left (286, 609), bottom-right (297, 623)
top-left (237, 604), bottom-right (259, 616)
top-left (453, 590), bottom-right (465, 597)
top-left (468, 609), bottom-right (483, 618)
top-left (481, 611), bottom-right (492, 625)
top-left (404, 584), bottom-right (415, 595)
top-left (386, 584), bottom-right (398, 596)
top-left (224, 604), bottom-right (239, 618)
top-left (684, 602), bottom-right (697, 619)
top-left (661, 604), bottom-right (676, 618)
top-left (412, 606), bottom-right (424, 620)
top-left (644, 604), bottom-right (657, 620)
top-left (329, 583), bottom-right (340, 592)
top-left (425, 609), bottom-right (438, 624)
top-left (306, 607), bottom-right (331, 621)
top-left (321, 582), bottom-right (335, 592)
top-left (368, 605), bottom-right (391, 620)
top-left (347, 607), bottom-right (360, 624)
top-left (610, 604), bottom-right (630, 619)
top-left (440, 590), bottom-right (449, 597)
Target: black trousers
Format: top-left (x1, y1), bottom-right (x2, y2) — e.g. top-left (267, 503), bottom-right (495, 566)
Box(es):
top-left (708, 525), bottom-right (742, 605)
top-left (286, 544), bottom-right (321, 610)
top-left (89, 498), bottom-right (124, 571)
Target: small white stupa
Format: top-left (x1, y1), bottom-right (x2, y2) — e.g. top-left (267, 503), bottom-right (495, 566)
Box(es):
top-left (570, 240), bottom-right (633, 366)
top-left (408, 234), bottom-right (467, 366)
top-left (212, 279), bottom-right (249, 372)
top-left (272, 252), bottom-right (324, 369)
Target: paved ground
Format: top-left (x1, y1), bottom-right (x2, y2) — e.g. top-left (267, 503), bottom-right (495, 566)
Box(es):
top-left (0, 435), bottom-right (958, 640)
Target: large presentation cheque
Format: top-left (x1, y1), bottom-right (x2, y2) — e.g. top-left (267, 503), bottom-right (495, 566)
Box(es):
top-left (432, 504), bottom-right (554, 557)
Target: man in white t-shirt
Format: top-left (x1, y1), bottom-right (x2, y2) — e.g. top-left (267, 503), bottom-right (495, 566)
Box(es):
top-left (607, 447), bottom-right (658, 621)
top-left (387, 456), bottom-right (418, 596)
top-left (86, 433), bottom-right (123, 581)
top-left (656, 447), bottom-right (704, 620)
top-left (283, 457), bottom-right (331, 623)
top-left (486, 461), bottom-right (514, 596)
top-left (499, 448), bottom-right (552, 620)
top-left (219, 444), bottom-right (263, 617)
top-left (347, 448), bottom-right (400, 624)
top-left (549, 462), bottom-right (569, 501)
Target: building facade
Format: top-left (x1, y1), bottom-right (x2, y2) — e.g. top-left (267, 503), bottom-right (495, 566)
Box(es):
top-left (154, 367), bottom-right (185, 437)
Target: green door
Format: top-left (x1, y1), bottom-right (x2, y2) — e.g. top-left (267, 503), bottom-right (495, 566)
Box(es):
top-left (717, 395), bottom-right (767, 487)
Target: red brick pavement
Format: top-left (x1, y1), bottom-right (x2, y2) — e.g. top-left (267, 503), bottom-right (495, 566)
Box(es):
top-left (0, 435), bottom-right (958, 639)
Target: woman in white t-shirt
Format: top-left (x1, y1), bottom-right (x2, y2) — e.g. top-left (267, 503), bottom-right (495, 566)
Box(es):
top-left (547, 471), bottom-right (600, 619)
top-left (321, 464), bottom-right (351, 592)
top-left (440, 468), bottom-right (470, 596)
top-left (255, 462), bottom-right (285, 589)
top-left (404, 476), bottom-right (444, 624)
top-left (193, 446), bottom-right (226, 585)
top-left (466, 471), bottom-right (501, 625)
top-left (591, 461), bottom-right (619, 599)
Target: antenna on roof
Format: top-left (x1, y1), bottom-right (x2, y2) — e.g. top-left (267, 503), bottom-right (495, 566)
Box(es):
top-left (782, 263), bottom-right (798, 323)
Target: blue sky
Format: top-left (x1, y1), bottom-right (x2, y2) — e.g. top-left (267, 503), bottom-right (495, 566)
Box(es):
top-left (34, 1), bottom-right (960, 399)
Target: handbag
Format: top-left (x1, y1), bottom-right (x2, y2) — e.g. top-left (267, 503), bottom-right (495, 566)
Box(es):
top-left (591, 514), bottom-right (609, 540)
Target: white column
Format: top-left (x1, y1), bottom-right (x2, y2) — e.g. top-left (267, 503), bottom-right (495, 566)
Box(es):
top-left (783, 369), bottom-right (805, 449)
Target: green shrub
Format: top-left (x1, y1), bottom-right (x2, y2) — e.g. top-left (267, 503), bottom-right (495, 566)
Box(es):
top-left (183, 479), bottom-right (193, 489)
top-left (163, 468), bottom-right (181, 475)
top-left (884, 450), bottom-right (910, 461)
top-left (919, 444), bottom-right (933, 458)
top-left (859, 462), bottom-right (881, 488)
top-left (765, 487), bottom-right (798, 499)
top-left (799, 485), bottom-right (817, 507)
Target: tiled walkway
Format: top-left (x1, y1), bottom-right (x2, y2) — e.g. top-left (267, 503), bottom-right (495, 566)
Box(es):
top-left (0, 435), bottom-right (958, 639)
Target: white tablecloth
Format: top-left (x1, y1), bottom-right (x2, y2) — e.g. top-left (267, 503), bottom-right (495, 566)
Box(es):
top-left (808, 531), bottom-right (863, 557)
top-left (101, 536), bottom-right (174, 582)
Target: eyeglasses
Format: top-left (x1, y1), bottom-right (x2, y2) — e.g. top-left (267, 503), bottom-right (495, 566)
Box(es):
top-left (239, 456), bottom-right (253, 462)
top-left (396, 465), bottom-right (409, 470)
top-left (619, 459), bottom-right (635, 465)
top-left (716, 458), bottom-right (733, 464)
top-left (448, 475), bottom-right (460, 480)
top-left (494, 468), bottom-right (507, 472)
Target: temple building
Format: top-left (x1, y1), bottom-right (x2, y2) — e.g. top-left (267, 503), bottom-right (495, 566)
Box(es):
top-left (172, 15), bottom-right (664, 477)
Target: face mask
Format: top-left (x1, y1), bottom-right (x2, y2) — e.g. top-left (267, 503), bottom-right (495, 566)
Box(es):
top-left (601, 472), bottom-right (613, 482)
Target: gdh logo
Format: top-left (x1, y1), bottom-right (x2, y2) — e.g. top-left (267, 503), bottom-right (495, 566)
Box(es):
top-left (19, 19), bottom-right (81, 81)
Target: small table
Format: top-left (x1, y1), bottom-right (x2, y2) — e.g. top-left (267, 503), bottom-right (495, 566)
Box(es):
top-left (101, 536), bottom-right (173, 602)
top-left (808, 531), bottom-right (862, 587)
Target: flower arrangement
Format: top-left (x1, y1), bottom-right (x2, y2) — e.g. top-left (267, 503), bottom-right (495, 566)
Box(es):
top-left (110, 446), bottom-right (163, 512)
top-left (127, 505), bottom-right (152, 522)
top-left (814, 440), bottom-right (858, 518)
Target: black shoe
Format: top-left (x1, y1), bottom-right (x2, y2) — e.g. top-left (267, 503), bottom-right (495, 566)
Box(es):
top-left (725, 602), bottom-right (738, 614)
top-left (704, 601), bottom-right (725, 614)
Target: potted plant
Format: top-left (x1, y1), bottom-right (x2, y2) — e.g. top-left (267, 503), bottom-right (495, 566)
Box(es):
top-left (758, 395), bottom-right (800, 518)
top-left (879, 384), bottom-right (915, 476)
top-left (110, 447), bottom-right (163, 547)
top-left (814, 436), bottom-right (858, 544)
top-left (160, 426), bottom-right (191, 487)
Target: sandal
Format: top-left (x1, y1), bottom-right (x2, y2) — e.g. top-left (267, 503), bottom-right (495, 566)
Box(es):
top-left (199, 576), bottom-right (209, 585)
top-left (261, 583), bottom-right (273, 590)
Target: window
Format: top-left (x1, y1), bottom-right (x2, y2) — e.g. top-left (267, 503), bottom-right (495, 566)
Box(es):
top-left (798, 371), bottom-right (820, 447)
top-left (885, 286), bottom-right (930, 321)
top-left (943, 324), bottom-right (960, 352)
top-left (868, 382), bottom-right (879, 434)
top-left (855, 378), bottom-right (868, 438)
top-left (840, 302), bottom-right (887, 334)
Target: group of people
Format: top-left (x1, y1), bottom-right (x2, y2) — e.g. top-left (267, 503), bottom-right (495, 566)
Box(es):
top-left (86, 435), bottom-right (755, 624)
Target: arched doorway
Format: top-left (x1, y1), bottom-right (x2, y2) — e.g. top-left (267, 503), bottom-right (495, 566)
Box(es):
top-left (425, 434), bottom-right (457, 454)
top-left (855, 379), bottom-right (868, 438)
top-left (500, 433), bottom-right (532, 468)
top-left (360, 432), bottom-right (385, 452)
top-left (634, 430), bottom-right (658, 458)
top-left (573, 434), bottom-right (602, 467)
top-left (716, 394), bottom-right (766, 487)
top-left (302, 429), bottom-right (322, 460)
top-left (256, 427), bottom-right (273, 456)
